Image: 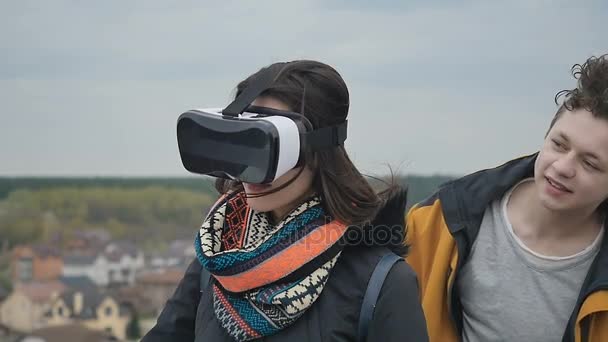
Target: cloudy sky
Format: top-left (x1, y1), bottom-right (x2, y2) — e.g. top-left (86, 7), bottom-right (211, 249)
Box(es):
top-left (1, 0), bottom-right (606, 177)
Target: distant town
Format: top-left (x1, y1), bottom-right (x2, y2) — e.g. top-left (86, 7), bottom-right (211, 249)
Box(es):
top-left (0, 229), bottom-right (194, 341)
top-left (0, 175), bottom-right (450, 341)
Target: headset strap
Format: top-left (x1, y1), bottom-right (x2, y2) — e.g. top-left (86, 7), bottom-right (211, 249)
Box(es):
top-left (223, 63), bottom-right (286, 117)
top-left (303, 120), bottom-right (348, 150)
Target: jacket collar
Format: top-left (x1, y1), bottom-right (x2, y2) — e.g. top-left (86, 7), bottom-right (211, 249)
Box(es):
top-left (438, 153), bottom-right (537, 237)
top-left (437, 152), bottom-right (608, 289)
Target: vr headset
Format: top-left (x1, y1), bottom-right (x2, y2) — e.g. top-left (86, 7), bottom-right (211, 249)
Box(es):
top-left (177, 64), bottom-right (348, 184)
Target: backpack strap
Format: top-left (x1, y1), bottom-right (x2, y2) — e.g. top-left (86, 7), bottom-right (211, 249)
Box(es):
top-left (358, 253), bottom-right (403, 342)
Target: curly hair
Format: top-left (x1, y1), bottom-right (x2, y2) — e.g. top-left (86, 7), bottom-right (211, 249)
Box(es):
top-left (550, 54), bottom-right (608, 127)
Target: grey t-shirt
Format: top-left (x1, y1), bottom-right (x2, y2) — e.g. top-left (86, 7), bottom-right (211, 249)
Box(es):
top-left (458, 179), bottom-right (604, 342)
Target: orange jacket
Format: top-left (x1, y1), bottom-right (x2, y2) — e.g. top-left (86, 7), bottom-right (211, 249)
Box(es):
top-left (406, 154), bottom-right (608, 342)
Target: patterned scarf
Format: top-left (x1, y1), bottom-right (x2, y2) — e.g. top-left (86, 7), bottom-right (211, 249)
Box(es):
top-left (195, 191), bottom-right (348, 341)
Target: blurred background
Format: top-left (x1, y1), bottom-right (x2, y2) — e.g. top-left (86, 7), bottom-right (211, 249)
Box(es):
top-left (0, 0), bottom-right (605, 341)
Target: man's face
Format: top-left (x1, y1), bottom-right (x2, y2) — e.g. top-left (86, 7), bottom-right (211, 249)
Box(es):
top-left (534, 109), bottom-right (608, 213)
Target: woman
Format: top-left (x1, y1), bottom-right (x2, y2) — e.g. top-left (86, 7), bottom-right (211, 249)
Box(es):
top-left (143, 60), bottom-right (428, 341)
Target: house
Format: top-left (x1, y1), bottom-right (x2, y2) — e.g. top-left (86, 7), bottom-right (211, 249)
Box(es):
top-left (11, 245), bottom-right (63, 284)
top-left (147, 239), bottom-right (195, 270)
top-left (135, 267), bottom-right (184, 317)
top-left (63, 240), bottom-right (145, 287)
top-left (111, 266), bottom-right (186, 320)
top-left (111, 286), bottom-right (152, 318)
top-left (46, 286), bottom-right (131, 340)
top-left (22, 323), bottom-right (116, 342)
top-left (0, 281), bottom-right (65, 332)
top-left (104, 241), bottom-right (145, 285)
top-left (0, 322), bottom-right (24, 341)
top-left (169, 239), bottom-right (196, 259)
top-left (64, 230), bottom-right (111, 255)
top-left (59, 275), bottom-right (97, 291)
top-left (62, 255), bottom-right (109, 288)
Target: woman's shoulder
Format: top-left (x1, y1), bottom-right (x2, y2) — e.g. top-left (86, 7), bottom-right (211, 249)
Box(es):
top-left (327, 246), bottom-right (420, 319)
top-left (333, 246), bottom-right (416, 287)
top-left (383, 255), bottom-right (419, 290)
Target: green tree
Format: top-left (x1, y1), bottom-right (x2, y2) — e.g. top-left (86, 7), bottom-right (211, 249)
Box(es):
top-left (126, 310), bottom-right (142, 340)
top-left (0, 271), bottom-right (11, 294)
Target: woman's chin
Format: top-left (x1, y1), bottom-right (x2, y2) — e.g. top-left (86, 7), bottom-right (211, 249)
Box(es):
top-left (244, 197), bottom-right (278, 213)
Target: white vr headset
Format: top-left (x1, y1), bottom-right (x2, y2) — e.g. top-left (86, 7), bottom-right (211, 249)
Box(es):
top-left (177, 65), bottom-right (348, 184)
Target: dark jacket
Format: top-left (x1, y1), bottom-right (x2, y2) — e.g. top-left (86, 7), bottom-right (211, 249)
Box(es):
top-left (406, 154), bottom-right (608, 342)
top-left (143, 191), bottom-right (428, 341)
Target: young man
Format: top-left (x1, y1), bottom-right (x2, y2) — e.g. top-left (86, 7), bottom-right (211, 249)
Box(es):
top-left (406, 55), bottom-right (608, 342)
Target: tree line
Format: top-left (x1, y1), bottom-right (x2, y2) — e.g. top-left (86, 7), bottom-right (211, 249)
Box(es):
top-left (0, 175), bottom-right (453, 250)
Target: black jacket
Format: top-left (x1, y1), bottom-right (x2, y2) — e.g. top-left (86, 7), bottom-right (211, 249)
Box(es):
top-left (143, 191), bottom-right (428, 342)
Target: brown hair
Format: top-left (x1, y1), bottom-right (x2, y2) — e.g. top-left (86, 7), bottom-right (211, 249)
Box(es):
top-left (549, 54), bottom-right (608, 129)
top-left (216, 60), bottom-right (396, 226)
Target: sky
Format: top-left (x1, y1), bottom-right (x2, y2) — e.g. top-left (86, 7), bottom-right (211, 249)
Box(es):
top-left (1, 0), bottom-right (606, 177)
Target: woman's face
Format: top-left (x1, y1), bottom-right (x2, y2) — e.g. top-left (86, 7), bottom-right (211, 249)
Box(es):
top-left (241, 97), bottom-right (315, 220)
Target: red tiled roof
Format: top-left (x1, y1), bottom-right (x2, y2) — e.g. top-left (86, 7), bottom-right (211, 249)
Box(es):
top-left (15, 281), bottom-right (66, 303)
top-left (137, 268), bottom-right (184, 285)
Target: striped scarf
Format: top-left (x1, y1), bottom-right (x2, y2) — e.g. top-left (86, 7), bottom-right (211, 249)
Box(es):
top-left (195, 191), bottom-right (348, 341)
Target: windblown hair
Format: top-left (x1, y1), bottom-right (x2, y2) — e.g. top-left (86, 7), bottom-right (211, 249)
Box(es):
top-left (550, 54), bottom-right (608, 127)
top-left (216, 60), bottom-right (400, 227)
